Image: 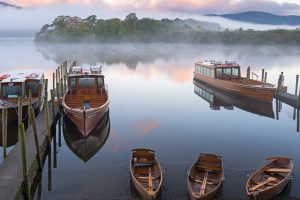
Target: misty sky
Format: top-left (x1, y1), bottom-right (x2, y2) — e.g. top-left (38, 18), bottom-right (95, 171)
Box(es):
top-left (1, 0), bottom-right (300, 32)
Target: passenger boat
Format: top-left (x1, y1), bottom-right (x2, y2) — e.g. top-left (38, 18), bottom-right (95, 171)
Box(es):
top-left (63, 111), bottom-right (110, 162)
top-left (194, 60), bottom-right (276, 102)
top-left (187, 153), bottom-right (223, 200)
top-left (62, 65), bottom-right (109, 137)
top-left (130, 149), bottom-right (163, 200)
top-left (0, 70), bottom-right (45, 123)
top-left (246, 157), bottom-right (293, 200)
top-left (193, 79), bottom-right (275, 118)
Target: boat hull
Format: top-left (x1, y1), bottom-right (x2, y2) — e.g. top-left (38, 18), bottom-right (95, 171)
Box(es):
top-left (194, 73), bottom-right (275, 102)
top-left (63, 101), bottom-right (109, 137)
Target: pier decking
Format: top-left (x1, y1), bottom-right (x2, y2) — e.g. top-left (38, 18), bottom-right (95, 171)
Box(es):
top-left (275, 92), bottom-right (299, 108)
top-left (0, 103), bottom-right (59, 200)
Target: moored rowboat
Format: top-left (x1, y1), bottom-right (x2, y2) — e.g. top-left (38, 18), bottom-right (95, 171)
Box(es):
top-left (187, 153), bottom-right (223, 200)
top-left (246, 157), bottom-right (293, 200)
top-left (130, 149), bottom-right (163, 200)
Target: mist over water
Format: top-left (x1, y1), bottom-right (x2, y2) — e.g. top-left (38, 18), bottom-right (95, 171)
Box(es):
top-left (1, 38), bottom-right (300, 199)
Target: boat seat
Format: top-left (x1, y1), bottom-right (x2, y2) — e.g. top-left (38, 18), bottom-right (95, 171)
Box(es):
top-left (189, 176), bottom-right (216, 185)
top-left (197, 162), bottom-right (221, 172)
top-left (249, 177), bottom-right (277, 191)
top-left (264, 168), bottom-right (290, 173)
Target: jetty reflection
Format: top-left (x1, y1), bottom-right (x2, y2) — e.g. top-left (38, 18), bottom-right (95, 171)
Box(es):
top-left (193, 79), bottom-right (275, 118)
top-left (63, 111), bottom-right (110, 162)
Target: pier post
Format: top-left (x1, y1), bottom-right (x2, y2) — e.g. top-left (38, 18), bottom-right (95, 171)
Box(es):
top-left (50, 90), bottom-right (55, 122)
top-left (18, 123), bottom-right (31, 200)
top-left (52, 73), bottom-right (55, 94)
top-left (45, 79), bottom-right (48, 100)
top-left (60, 78), bottom-right (63, 98)
top-left (29, 108), bottom-right (42, 170)
top-left (276, 100), bottom-right (279, 120)
top-left (18, 96), bottom-right (23, 125)
top-left (38, 83), bottom-right (42, 109)
top-left (47, 141), bottom-right (52, 191)
top-left (45, 96), bottom-right (51, 144)
top-left (56, 83), bottom-right (60, 102)
top-left (276, 74), bottom-right (283, 96)
top-left (264, 72), bottom-right (268, 83)
top-left (246, 66), bottom-right (250, 79)
top-left (261, 69), bottom-right (265, 82)
top-left (58, 117), bottom-right (61, 147)
top-left (28, 90), bottom-right (32, 126)
top-left (53, 123), bottom-right (57, 168)
top-left (63, 75), bottom-right (67, 94)
top-left (2, 108), bottom-right (7, 159)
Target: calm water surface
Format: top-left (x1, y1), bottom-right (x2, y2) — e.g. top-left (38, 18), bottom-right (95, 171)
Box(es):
top-left (0, 38), bottom-right (300, 199)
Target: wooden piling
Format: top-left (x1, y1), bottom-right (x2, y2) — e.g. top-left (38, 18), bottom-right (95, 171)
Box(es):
top-left (38, 83), bottom-right (42, 109)
top-left (47, 143), bottom-right (52, 191)
top-left (18, 123), bottom-right (31, 200)
top-left (58, 117), bottom-right (61, 147)
top-left (276, 74), bottom-right (283, 96)
top-left (295, 75), bottom-right (299, 96)
top-left (261, 69), bottom-right (265, 82)
top-left (276, 100), bottom-right (279, 120)
top-left (45, 96), bottom-right (51, 144)
top-left (28, 90), bottom-right (32, 126)
top-left (50, 90), bottom-right (55, 122)
top-left (29, 108), bottom-right (42, 170)
top-left (18, 96), bottom-right (22, 125)
top-left (246, 66), bottom-right (250, 79)
top-left (56, 83), bottom-right (60, 102)
top-left (2, 108), bottom-right (7, 159)
top-left (63, 75), bottom-right (67, 94)
top-left (264, 72), bottom-right (268, 83)
top-left (45, 79), bottom-right (48, 100)
top-left (60, 78), bottom-right (63, 98)
top-left (53, 123), bottom-right (57, 168)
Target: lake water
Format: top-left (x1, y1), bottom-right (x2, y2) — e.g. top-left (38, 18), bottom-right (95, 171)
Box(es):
top-left (0, 38), bottom-right (300, 199)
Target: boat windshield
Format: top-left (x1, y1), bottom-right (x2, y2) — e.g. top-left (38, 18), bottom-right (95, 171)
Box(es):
top-left (78, 77), bottom-right (95, 89)
top-left (2, 85), bottom-right (21, 97)
top-left (26, 81), bottom-right (39, 96)
top-left (215, 67), bottom-right (239, 79)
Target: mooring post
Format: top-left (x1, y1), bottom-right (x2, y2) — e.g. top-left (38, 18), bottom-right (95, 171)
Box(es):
top-left (261, 69), bottom-right (265, 82)
top-left (50, 90), bottom-right (55, 122)
top-left (2, 108), bottom-right (7, 159)
top-left (63, 75), bottom-right (67, 94)
top-left (45, 96), bottom-right (51, 144)
top-left (246, 66), bottom-right (250, 79)
top-left (58, 117), bottom-right (61, 147)
top-left (45, 79), bottom-right (48, 100)
top-left (60, 78), bottom-right (63, 98)
top-left (38, 83), bottom-right (42, 109)
top-left (297, 109), bottom-right (300, 132)
top-left (56, 83), bottom-right (60, 103)
top-left (276, 100), bottom-right (279, 120)
top-left (29, 108), bottom-right (42, 170)
top-left (18, 96), bottom-right (23, 125)
top-left (276, 74), bottom-right (283, 96)
top-left (47, 141), bottom-right (52, 191)
top-left (19, 123), bottom-right (31, 200)
top-left (53, 123), bottom-right (57, 168)
top-left (264, 72), bottom-right (267, 83)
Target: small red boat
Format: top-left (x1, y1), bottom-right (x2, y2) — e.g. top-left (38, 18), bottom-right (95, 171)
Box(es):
top-left (62, 65), bottom-right (109, 137)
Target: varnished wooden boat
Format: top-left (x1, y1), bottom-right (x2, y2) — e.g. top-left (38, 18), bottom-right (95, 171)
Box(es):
top-left (130, 149), bottom-right (163, 200)
top-left (0, 70), bottom-right (45, 123)
top-left (62, 66), bottom-right (109, 137)
top-left (187, 153), bottom-right (223, 200)
top-left (194, 60), bottom-right (276, 102)
top-left (193, 79), bottom-right (275, 118)
top-left (63, 110), bottom-right (110, 162)
top-left (246, 157), bottom-right (293, 200)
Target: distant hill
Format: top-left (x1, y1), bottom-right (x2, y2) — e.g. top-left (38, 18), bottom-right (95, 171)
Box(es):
top-left (208, 11), bottom-right (300, 25)
top-left (0, 2), bottom-right (21, 9)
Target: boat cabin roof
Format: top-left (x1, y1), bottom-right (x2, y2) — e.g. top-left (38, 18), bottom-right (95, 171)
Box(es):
top-left (0, 69), bottom-right (44, 83)
top-left (196, 60), bottom-right (239, 68)
top-left (69, 65), bottom-right (103, 77)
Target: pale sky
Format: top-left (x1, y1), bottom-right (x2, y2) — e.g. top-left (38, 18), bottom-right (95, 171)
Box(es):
top-left (1, 0), bottom-right (300, 32)
top-left (3, 0), bottom-right (300, 15)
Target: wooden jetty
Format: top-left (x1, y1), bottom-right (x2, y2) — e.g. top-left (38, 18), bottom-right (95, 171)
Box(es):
top-left (0, 61), bottom-right (68, 200)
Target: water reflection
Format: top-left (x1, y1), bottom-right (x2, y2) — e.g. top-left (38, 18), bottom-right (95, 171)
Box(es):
top-left (193, 79), bottom-right (275, 118)
top-left (63, 111), bottom-right (110, 162)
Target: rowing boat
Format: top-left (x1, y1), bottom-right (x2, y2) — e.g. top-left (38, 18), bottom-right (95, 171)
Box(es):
top-left (130, 149), bottom-right (163, 200)
top-left (187, 153), bottom-right (223, 200)
top-left (246, 157), bottom-right (293, 200)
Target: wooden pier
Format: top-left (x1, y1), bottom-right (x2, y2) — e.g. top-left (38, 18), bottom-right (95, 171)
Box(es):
top-left (0, 61), bottom-right (68, 200)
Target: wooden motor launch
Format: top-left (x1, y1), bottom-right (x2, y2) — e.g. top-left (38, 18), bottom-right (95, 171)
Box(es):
top-left (193, 60), bottom-right (276, 102)
top-left (0, 70), bottom-right (45, 123)
top-left (62, 65), bottom-right (109, 137)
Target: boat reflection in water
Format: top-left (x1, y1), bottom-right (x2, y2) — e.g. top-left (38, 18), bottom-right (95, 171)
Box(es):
top-left (63, 111), bottom-right (110, 162)
top-left (193, 79), bottom-right (275, 118)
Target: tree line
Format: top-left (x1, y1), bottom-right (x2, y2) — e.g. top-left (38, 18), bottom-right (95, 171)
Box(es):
top-left (35, 13), bottom-right (300, 44)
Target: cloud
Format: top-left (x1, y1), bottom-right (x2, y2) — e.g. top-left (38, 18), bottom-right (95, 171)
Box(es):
top-left (3, 0), bottom-right (300, 15)
top-left (134, 119), bottom-right (160, 135)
